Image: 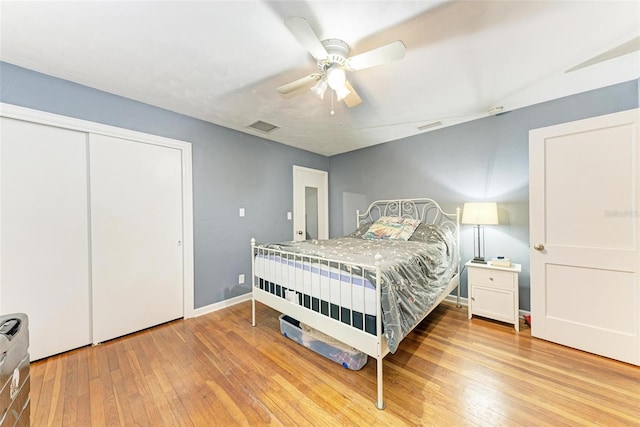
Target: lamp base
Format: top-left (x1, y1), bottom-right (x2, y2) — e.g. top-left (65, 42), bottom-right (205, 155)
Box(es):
top-left (471, 257), bottom-right (487, 264)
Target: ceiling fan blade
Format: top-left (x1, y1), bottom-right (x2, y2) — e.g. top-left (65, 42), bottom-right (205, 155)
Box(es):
top-left (347, 40), bottom-right (407, 71)
top-left (566, 36), bottom-right (640, 72)
top-left (343, 81), bottom-right (362, 107)
top-left (285, 16), bottom-right (329, 61)
top-left (276, 74), bottom-right (321, 94)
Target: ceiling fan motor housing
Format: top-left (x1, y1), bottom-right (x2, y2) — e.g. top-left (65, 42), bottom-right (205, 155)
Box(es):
top-left (318, 38), bottom-right (350, 71)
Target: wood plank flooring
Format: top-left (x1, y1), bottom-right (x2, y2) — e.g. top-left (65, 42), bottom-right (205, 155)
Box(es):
top-left (30, 301), bottom-right (640, 426)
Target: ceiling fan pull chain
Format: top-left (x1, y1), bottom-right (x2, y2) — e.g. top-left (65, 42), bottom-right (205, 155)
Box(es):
top-left (330, 90), bottom-right (335, 116)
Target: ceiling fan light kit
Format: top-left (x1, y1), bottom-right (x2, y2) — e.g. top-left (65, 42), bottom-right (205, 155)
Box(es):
top-left (310, 78), bottom-right (328, 100)
top-left (278, 16), bottom-right (406, 109)
top-left (326, 65), bottom-right (346, 90)
top-left (334, 85), bottom-right (351, 102)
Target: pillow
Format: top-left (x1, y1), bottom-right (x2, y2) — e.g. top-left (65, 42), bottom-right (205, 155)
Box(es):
top-left (362, 216), bottom-right (421, 241)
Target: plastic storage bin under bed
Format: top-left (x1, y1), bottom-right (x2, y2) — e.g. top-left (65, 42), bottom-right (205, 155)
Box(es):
top-left (279, 314), bottom-right (368, 371)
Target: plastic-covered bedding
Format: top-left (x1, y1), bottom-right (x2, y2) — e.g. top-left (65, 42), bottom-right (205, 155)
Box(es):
top-left (257, 224), bottom-right (456, 353)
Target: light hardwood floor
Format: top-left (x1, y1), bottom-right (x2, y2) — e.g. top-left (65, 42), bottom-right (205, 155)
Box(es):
top-left (30, 300), bottom-right (640, 426)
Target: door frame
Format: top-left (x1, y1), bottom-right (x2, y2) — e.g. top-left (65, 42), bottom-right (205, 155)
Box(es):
top-left (293, 165), bottom-right (329, 240)
top-left (0, 103), bottom-right (195, 318)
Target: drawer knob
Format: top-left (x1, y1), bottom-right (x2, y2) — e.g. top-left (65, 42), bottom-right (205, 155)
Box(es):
top-left (489, 277), bottom-right (494, 281)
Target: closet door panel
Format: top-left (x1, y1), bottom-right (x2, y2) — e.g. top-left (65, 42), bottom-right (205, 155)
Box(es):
top-left (90, 134), bottom-right (183, 344)
top-left (0, 117), bottom-right (91, 360)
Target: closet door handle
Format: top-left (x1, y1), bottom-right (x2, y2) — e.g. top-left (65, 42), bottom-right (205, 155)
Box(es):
top-left (534, 243), bottom-right (544, 251)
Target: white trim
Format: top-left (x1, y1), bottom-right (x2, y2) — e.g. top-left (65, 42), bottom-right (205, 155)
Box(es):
top-left (1, 103), bottom-right (189, 150)
top-left (292, 165), bottom-right (329, 240)
top-left (444, 294), bottom-right (467, 306)
top-left (193, 292), bottom-right (252, 317)
top-left (0, 102), bottom-right (196, 318)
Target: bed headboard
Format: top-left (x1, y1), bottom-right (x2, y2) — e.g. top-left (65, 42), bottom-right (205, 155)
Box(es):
top-left (356, 198), bottom-right (459, 232)
top-left (356, 198), bottom-right (461, 297)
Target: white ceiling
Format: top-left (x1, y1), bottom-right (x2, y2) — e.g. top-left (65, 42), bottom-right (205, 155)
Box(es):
top-left (1, 1), bottom-right (639, 156)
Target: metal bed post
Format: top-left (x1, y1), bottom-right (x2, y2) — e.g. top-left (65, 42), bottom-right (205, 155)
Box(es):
top-left (374, 252), bottom-right (385, 410)
top-left (251, 238), bottom-right (256, 326)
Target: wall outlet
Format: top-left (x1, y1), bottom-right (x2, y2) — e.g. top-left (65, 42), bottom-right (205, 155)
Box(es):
top-left (239, 208), bottom-right (245, 217)
top-left (238, 274), bottom-right (245, 284)
top-left (287, 211), bottom-right (292, 220)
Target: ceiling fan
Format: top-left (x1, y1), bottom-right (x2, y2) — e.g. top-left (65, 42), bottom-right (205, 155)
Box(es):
top-left (277, 17), bottom-right (407, 108)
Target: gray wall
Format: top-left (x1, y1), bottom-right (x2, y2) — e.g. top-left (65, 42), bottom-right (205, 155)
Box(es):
top-left (328, 79), bottom-right (640, 311)
top-left (0, 61), bottom-right (329, 309)
top-left (3, 61), bottom-right (638, 312)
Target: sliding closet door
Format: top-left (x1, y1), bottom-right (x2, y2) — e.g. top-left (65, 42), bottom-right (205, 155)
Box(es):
top-left (0, 117), bottom-right (91, 360)
top-left (90, 134), bottom-right (184, 344)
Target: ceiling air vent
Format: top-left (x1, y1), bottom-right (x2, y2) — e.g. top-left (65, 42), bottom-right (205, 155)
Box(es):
top-left (247, 120), bottom-right (279, 133)
top-left (417, 121), bottom-right (443, 131)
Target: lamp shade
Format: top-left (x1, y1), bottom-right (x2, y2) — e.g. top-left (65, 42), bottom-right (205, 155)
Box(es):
top-left (461, 202), bottom-right (499, 225)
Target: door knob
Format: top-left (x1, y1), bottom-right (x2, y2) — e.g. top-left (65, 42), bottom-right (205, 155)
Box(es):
top-left (534, 243), bottom-right (545, 251)
top-left (297, 230), bottom-right (303, 235)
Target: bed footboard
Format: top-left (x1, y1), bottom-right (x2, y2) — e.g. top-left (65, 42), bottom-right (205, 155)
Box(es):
top-left (251, 238), bottom-right (389, 409)
top-left (251, 238), bottom-right (386, 358)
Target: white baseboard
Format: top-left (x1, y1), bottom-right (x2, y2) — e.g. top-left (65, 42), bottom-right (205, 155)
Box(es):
top-left (191, 292), bottom-right (252, 318)
top-left (191, 292), bottom-right (532, 322)
top-left (444, 294), bottom-right (468, 306)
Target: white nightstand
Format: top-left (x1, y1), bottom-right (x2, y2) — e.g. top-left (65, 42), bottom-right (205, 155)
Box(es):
top-left (466, 260), bottom-right (521, 331)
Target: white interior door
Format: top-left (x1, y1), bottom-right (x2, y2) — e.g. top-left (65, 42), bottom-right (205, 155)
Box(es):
top-left (529, 109), bottom-right (640, 365)
top-left (1, 117), bottom-right (91, 360)
top-left (90, 134), bottom-right (184, 344)
top-left (293, 166), bottom-right (328, 241)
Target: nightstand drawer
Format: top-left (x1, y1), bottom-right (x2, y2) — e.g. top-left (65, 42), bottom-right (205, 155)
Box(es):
top-left (468, 268), bottom-right (514, 290)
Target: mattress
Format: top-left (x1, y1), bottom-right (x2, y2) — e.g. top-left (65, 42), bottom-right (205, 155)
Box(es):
top-left (253, 252), bottom-right (377, 315)
top-left (253, 224), bottom-right (457, 353)
top-left (254, 252), bottom-right (378, 334)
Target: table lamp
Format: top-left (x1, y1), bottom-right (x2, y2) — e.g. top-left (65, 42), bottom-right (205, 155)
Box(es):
top-left (461, 202), bottom-right (498, 264)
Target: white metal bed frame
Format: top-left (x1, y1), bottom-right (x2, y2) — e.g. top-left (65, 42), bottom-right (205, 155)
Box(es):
top-left (251, 198), bottom-right (460, 409)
